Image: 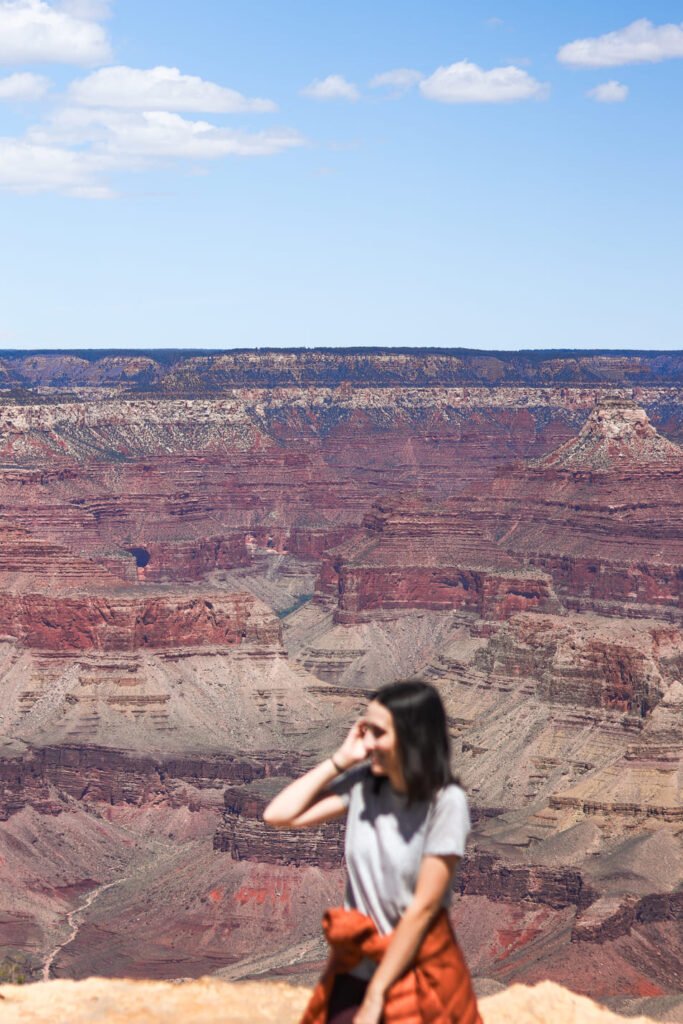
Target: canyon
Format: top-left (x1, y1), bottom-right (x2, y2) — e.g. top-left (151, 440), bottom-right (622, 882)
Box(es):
top-left (0, 349), bottom-right (680, 1018)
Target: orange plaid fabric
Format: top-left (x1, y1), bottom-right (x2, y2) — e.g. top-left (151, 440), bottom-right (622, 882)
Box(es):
top-left (299, 906), bottom-right (481, 1024)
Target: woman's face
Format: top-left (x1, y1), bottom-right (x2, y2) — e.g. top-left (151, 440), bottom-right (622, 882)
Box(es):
top-left (362, 700), bottom-right (403, 783)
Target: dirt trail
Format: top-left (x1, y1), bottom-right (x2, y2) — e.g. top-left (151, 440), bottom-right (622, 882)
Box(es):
top-left (42, 879), bottom-right (124, 982)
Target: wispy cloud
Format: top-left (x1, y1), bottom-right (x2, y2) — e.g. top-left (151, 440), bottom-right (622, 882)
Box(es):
top-left (0, 137), bottom-right (113, 197)
top-left (586, 80), bottom-right (629, 103)
top-left (31, 107), bottom-right (303, 159)
top-left (69, 65), bottom-right (276, 113)
top-left (558, 19), bottom-right (683, 68)
top-left (369, 69), bottom-right (423, 96)
top-left (419, 60), bottom-right (548, 103)
top-left (0, 0), bottom-right (111, 65)
top-left (0, 72), bottom-right (51, 100)
top-left (301, 75), bottom-right (359, 101)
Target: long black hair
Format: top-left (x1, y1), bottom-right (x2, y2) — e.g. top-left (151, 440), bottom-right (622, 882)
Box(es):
top-left (373, 679), bottom-right (456, 803)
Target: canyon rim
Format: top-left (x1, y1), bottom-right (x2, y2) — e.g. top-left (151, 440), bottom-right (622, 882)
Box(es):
top-left (0, 348), bottom-right (681, 1020)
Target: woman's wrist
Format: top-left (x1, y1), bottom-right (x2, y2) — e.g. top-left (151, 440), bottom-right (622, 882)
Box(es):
top-left (365, 979), bottom-right (387, 1002)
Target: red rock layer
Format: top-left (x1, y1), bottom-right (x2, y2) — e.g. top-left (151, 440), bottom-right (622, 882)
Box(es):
top-left (0, 592), bottom-right (279, 652)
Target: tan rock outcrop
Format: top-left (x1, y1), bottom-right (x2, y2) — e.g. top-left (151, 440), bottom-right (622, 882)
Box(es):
top-left (0, 976), bottom-right (667, 1024)
top-left (538, 398), bottom-right (683, 471)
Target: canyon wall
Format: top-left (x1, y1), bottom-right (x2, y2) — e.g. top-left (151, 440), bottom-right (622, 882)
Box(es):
top-left (0, 350), bottom-right (681, 1006)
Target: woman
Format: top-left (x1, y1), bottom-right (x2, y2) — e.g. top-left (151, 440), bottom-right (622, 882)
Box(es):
top-left (263, 679), bottom-right (481, 1024)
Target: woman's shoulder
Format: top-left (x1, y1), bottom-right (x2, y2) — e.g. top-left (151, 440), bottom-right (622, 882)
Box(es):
top-left (424, 783), bottom-right (471, 856)
top-left (431, 782), bottom-right (470, 817)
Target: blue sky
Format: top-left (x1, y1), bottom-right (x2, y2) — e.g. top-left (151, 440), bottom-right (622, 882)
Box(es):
top-left (0, 0), bottom-right (682, 350)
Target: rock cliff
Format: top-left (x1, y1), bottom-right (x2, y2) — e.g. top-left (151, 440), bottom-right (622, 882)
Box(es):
top-left (214, 780), bottom-right (345, 868)
top-left (319, 399), bottom-right (683, 623)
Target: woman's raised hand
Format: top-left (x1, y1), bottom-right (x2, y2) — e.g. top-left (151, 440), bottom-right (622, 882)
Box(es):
top-left (333, 720), bottom-right (368, 772)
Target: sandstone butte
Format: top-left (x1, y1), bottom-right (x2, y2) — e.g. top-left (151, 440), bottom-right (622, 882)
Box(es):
top-left (0, 977), bottom-right (671, 1024)
top-left (0, 351), bottom-right (681, 1013)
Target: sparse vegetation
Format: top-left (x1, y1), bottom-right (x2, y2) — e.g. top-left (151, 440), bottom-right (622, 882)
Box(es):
top-left (0, 954), bottom-right (31, 984)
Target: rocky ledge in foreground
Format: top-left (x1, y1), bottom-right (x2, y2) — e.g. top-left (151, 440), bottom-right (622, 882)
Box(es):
top-left (0, 977), bottom-right (673, 1024)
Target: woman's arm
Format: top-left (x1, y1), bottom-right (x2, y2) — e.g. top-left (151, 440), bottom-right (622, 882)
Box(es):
top-left (263, 720), bottom-right (367, 828)
top-left (353, 854), bottom-right (459, 1024)
top-left (262, 757), bottom-right (346, 828)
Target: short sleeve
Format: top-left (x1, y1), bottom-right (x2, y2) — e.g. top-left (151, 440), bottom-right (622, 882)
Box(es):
top-left (326, 763), bottom-right (370, 809)
top-left (423, 785), bottom-right (471, 857)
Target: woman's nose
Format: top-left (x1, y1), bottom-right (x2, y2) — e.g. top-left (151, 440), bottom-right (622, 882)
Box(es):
top-left (363, 733), bottom-right (375, 753)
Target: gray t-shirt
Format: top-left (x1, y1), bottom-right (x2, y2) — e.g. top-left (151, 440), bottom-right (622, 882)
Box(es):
top-left (329, 764), bottom-right (471, 937)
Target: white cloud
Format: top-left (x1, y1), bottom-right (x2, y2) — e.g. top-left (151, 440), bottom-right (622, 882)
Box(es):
top-left (0, 72), bottom-right (50, 100)
top-left (558, 19), bottom-right (683, 68)
top-left (112, 110), bottom-right (299, 158)
top-left (587, 80), bottom-right (629, 103)
top-left (301, 74), bottom-right (359, 101)
top-left (0, 0), bottom-right (111, 65)
top-left (2, 103), bottom-right (305, 197)
top-left (369, 68), bottom-right (422, 94)
top-left (101, 111), bottom-right (300, 159)
top-left (69, 65), bottom-right (276, 113)
top-left (0, 137), bottom-right (112, 196)
top-left (0, 5), bottom-right (302, 197)
top-left (419, 60), bottom-right (547, 103)
top-left (32, 107), bottom-right (304, 160)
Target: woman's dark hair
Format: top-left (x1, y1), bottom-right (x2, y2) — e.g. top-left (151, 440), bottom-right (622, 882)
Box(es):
top-left (372, 678), bottom-right (456, 803)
